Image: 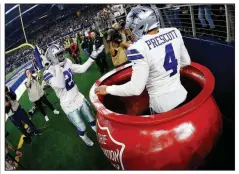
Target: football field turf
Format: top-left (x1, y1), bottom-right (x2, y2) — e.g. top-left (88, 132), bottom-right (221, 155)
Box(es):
top-left (5, 47), bottom-right (116, 170)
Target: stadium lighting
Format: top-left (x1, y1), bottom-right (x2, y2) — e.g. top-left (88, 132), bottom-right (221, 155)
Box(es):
top-left (38, 14), bottom-right (48, 20)
top-left (5, 5), bottom-right (19, 15)
top-left (5, 5), bottom-right (39, 26)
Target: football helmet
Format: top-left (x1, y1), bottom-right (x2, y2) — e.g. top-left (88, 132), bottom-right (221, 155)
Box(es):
top-left (45, 44), bottom-right (66, 65)
top-left (125, 5), bottom-right (160, 41)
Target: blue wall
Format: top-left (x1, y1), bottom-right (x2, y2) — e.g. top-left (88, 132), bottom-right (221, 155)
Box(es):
top-left (183, 36), bottom-right (235, 121)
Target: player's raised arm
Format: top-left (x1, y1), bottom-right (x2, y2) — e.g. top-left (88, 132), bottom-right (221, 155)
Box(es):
top-left (71, 45), bottom-right (104, 74)
top-left (178, 29), bottom-right (191, 67)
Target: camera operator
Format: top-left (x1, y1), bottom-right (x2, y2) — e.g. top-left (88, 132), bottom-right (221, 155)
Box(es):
top-left (107, 23), bottom-right (131, 67)
top-left (25, 69), bottom-right (60, 122)
top-left (5, 86), bottom-right (43, 145)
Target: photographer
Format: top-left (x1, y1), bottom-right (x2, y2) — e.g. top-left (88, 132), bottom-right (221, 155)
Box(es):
top-left (107, 23), bottom-right (131, 67)
top-left (25, 69), bottom-right (60, 122)
top-left (5, 86), bottom-right (43, 145)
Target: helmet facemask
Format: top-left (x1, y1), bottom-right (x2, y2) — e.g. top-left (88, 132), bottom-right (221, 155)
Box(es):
top-left (45, 44), bottom-right (65, 66)
top-left (55, 49), bottom-right (65, 63)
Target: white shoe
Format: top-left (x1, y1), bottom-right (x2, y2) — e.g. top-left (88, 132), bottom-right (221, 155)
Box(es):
top-left (53, 110), bottom-right (60, 114)
top-left (91, 126), bottom-right (96, 132)
top-left (45, 116), bottom-right (49, 121)
top-left (80, 135), bottom-right (94, 146)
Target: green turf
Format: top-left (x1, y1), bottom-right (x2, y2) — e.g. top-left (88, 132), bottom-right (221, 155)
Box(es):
top-left (6, 45), bottom-right (115, 170)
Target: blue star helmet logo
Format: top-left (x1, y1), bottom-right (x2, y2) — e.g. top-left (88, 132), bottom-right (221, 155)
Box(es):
top-left (130, 10), bottom-right (142, 20)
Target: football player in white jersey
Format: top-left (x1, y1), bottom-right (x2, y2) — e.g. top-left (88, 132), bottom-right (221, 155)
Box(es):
top-left (44, 44), bottom-right (104, 146)
top-left (95, 6), bottom-right (191, 114)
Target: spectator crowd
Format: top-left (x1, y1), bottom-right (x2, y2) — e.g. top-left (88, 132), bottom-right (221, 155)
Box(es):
top-left (5, 4), bottom-right (234, 76)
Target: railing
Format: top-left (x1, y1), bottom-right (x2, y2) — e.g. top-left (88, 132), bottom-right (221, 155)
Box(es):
top-left (155, 4), bottom-right (235, 43)
top-left (92, 4), bottom-right (235, 43)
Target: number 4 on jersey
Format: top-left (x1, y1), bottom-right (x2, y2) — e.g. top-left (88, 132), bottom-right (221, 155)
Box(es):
top-left (163, 43), bottom-right (178, 77)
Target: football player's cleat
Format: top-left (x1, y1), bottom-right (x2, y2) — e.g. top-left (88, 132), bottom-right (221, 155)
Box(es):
top-left (45, 115), bottom-right (49, 121)
top-left (91, 126), bottom-right (96, 132)
top-left (80, 134), bottom-right (94, 146)
top-left (53, 110), bottom-right (60, 114)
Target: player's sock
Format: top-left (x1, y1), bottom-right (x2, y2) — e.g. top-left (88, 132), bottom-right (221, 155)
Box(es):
top-left (45, 115), bottom-right (49, 121)
top-left (89, 121), bottom-right (96, 132)
top-left (53, 109), bottom-right (60, 114)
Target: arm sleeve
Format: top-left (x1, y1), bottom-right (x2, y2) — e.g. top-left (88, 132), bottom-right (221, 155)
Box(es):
top-left (106, 60), bottom-right (149, 96)
top-left (106, 43), bottom-right (149, 96)
top-left (178, 30), bottom-right (191, 67)
top-left (71, 58), bottom-right (95, 74)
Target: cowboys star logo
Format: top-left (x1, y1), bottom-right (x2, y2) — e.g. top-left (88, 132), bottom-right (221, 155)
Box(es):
top-left (129, 9), bottom-right (142, 20)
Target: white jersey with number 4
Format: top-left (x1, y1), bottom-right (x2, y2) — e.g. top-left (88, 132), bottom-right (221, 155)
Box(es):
top-left (106, 28), bottom-right (191, 113)
top-left (43, 59), bottom-right (87, 114)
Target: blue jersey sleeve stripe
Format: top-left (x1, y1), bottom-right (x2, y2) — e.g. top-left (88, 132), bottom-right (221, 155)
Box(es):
top-left (127, 54), bottom-right (144, 60)
top-left (44, 74), bottom-right (53, 82)
top-left (43, 72), bottom-right (52, 79)
top-left (125, 49), bottom-right (139, 55)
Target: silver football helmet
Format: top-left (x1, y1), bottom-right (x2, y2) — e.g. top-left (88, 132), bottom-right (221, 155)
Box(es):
top-left (125, 5), bottom-right (160, 41)
top-left (45, 44), bottom-right (66, 65)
